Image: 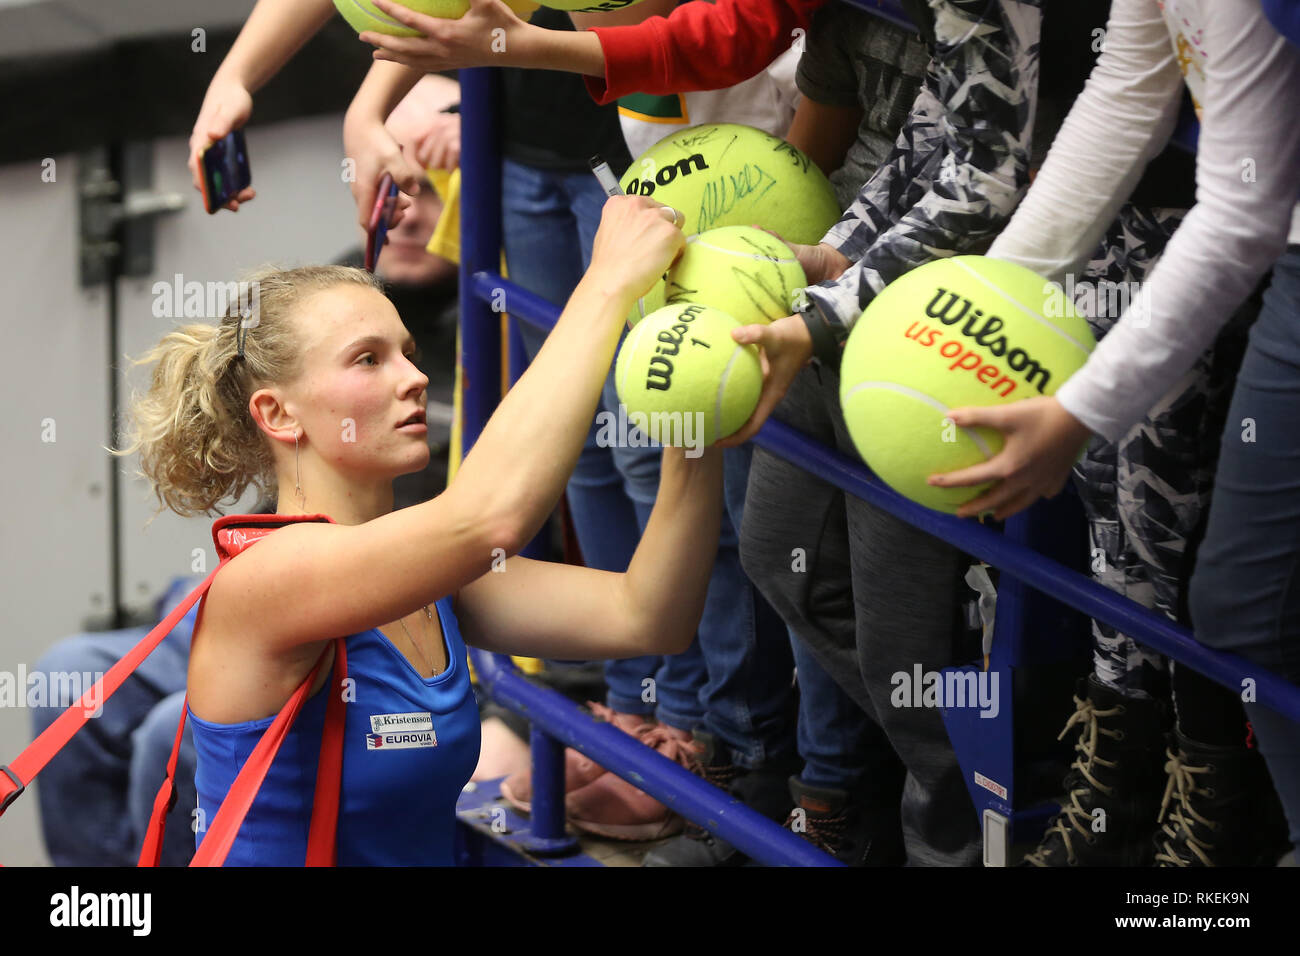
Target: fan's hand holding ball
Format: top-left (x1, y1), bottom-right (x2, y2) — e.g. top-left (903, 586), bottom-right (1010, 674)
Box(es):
top-left (342, 0), bottom-right (651, 37)
top-left (616, 305), bottom-right (763, 448)
top-left (791, 242), bottom-right (852, 286)
top-left (360, 0), bottom-right (536, 73)
top-left (933, 396), bottom-right (1093, 520)
top-left (533, 0), bottom-right (650, 9)
top-left (837, 256), bottom-right (1096, 515)
top-left (336, 0), bottom-right (539, 34)
top-left (715, 314), bottom-right (815, 448)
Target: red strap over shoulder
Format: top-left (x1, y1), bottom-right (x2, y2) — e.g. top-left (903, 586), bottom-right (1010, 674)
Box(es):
top-left (136, 686), bottom-right (191, 867)
top-left (306, 638), bottom-right (348, 867)
top-left (142, 511), bottom-right (348, 867)
top-left (186, 638), bottom-right (346, 867)
top-left (0, 510), bottom-right (346, 866)
top-left (0, 566), bottom-right (220, 820)
top-left (140, 637), bottom-right (349, 868)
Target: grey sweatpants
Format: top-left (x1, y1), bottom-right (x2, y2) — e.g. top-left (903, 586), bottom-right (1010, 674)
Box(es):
top-left (740, 361), bottom-right (981, 866)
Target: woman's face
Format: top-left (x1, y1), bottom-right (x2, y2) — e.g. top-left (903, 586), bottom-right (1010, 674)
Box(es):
top-left (286, 283), bottom-right (430, 481)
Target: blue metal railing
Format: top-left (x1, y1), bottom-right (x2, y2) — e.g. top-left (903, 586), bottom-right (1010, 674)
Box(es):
top-left (455, 0), bottom-right (1277, 867)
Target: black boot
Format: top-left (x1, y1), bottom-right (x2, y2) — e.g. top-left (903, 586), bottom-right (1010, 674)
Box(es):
top-left (1022, 674), bottom-right (1169, 866)
top-left (1152, 726), bottom-right (1291, 866)
top-left (642, 731), bottom-right (793, 867)
top-left (782, 776), bottom-right (906, 866)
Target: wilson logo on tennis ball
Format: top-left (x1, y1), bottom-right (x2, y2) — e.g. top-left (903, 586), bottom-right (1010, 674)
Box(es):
top-left (907, 287), bottom-right (1056, 396)
top-left (623, 124), bottom-right (839, 243)
top-left (644, 304), bottom-right (708, 391)
top-left (616, 304), bottom-right (762, 448)
top-left (839, 256), bottom-right (1096, 514)
top-left (624, 155), bottom-right (710, 197)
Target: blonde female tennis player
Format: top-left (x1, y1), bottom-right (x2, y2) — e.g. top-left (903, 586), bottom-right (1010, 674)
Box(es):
top-left (117, 196), bottom-right (711, 864)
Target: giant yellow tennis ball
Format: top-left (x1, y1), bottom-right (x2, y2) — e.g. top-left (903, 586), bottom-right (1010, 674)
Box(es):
top-left (621, 124), bottom-right (840, 244)
top-left (333, 0), bottom-right (539, 34)
top-left (626, 276), bottom-right (667, 327)
top-left (630, 226), bottom-right (807, 328)
top-left (615, 304), bottom-right (762, 448)
top-left (839, 256), bottom-right (1096, 513)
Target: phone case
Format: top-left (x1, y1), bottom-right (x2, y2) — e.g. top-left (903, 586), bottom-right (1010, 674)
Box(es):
top-left (365, 175), bottom-right (399, 272)
top-left (201, 132), bottom-right (252, 214)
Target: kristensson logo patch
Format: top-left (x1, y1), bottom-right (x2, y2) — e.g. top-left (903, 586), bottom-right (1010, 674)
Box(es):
top-left (370, 711), bottom-right (432, 733)
top-left (366, 730), bottom-right (437, 751)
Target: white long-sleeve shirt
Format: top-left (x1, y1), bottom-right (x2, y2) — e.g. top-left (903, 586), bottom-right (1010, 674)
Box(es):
top-left (986, 0), bottom-right (1300, 442)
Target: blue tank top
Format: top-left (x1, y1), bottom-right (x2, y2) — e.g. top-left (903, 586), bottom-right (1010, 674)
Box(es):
top-left (189, 596), bottom-right (481, 866)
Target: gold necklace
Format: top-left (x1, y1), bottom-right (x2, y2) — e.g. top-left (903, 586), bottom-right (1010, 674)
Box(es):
top-left (397, 605), bottom-right (440, 676)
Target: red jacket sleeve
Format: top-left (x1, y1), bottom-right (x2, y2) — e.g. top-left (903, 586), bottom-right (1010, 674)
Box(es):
top-left (583, 0), bottom-right (827, 104)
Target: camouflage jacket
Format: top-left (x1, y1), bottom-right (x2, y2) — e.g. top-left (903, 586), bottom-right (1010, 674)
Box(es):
top-left (800, 0), bottom-right (1042, 366)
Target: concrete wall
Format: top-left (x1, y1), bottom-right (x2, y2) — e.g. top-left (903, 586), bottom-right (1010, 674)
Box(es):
top-left (0, 113), bottom-right (360, 865)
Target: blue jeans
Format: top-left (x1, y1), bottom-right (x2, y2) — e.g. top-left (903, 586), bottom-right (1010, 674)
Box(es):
top-left (605, 438), bottom-right (798, 767)
top-left (29, 577), bottom-right (199, 866)
top-left (501, 159), bottom-right (797, 767)
top-left (790, 634), bottom-right (881, 791)
top-left (1190, 244), bottom-right (1300, 855)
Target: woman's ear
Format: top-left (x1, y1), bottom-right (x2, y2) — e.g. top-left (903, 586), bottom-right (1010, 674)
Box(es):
top-left (248, 389), bottom-right (300, 447)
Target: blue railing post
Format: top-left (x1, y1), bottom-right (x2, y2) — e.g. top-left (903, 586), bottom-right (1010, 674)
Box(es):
top-left (459, 67), bottom-right (581, 856)
top-left (523, 726), bottom-right (580, 854)
top-left (458, 67), bottom-right (503, 453)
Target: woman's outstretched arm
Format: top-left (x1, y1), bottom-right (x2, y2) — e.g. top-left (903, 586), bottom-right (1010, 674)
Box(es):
top-left (454, 445), bottom-right (724, 660)
top-left (210, 196), bottom-right (686, 655)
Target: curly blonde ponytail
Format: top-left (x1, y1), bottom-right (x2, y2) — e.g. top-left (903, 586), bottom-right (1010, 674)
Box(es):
top-left (114, 264), bottom-right (384, 520)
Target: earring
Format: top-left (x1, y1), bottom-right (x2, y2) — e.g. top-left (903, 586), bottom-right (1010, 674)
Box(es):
top-left (294, 432), bottom-right (306, 511)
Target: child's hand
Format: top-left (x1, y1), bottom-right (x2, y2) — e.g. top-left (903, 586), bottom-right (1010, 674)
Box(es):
top-left (927, 396), bottom-right (1093, 520)
top-left (715, 315), bottom-right (814, 447)
top-left (587, 196), bottom-right (686, 305)
top-left (412, 111), bottom-right (461, 171)
top-left (751, 227), bottom-right (849, 285)
top-left (188, 75), bottom-right (256, 211)
top-left (343, 110), bottom-right (423, 231)
top-left (791, 242), bottom-right (851, 285)
top-left (363, 0), bottom-right (536, 72)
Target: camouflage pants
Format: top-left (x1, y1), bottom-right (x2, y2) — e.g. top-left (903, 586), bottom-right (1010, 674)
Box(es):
top-left (1073, 205), bottom-right (1257, 694)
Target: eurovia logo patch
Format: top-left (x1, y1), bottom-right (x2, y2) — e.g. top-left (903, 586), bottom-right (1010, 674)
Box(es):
top-left (366, 711), bottom-right (437, 750)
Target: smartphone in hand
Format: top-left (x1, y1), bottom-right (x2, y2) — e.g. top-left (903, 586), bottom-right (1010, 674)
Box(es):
top-left (365, 174), bottom-right (400, 273)
top-left (199, 130), bottom-right (252, 214)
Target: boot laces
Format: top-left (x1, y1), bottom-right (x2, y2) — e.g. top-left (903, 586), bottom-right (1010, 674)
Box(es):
top-left (1023, 692), bottom-right (1125, 867)
top-left (1153, 746), bottom-right (1216, 867)
top-left (586, 701), bottom-right (652, 735)
top-left (681, 753), bottom-right (740, 840)
top-left (640, 725), bottom-right (704, 769)
top-left (784, 805), bottom-right (850, 857)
